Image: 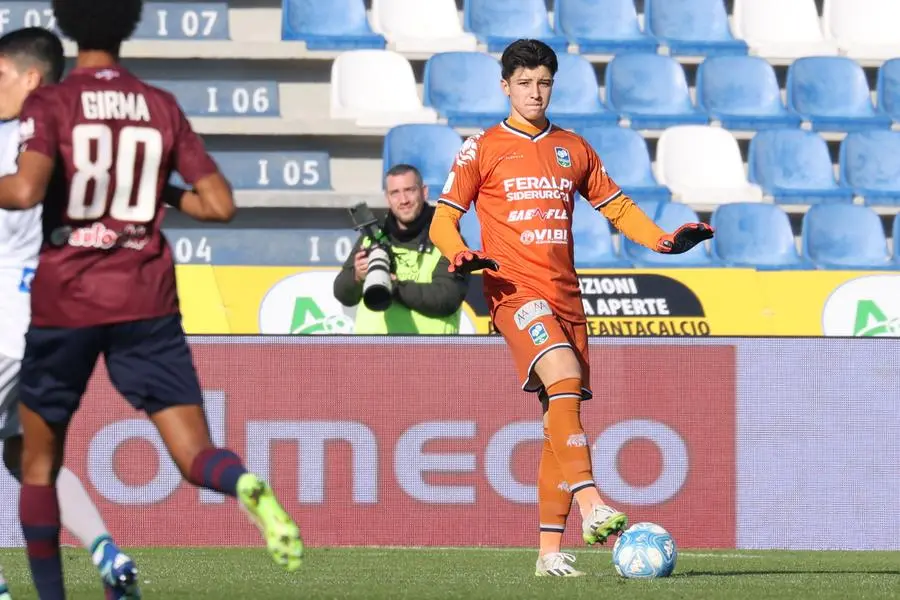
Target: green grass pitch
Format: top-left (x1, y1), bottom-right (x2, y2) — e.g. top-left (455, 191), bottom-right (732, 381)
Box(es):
top-left (0, 547), bottom-right (898, 599)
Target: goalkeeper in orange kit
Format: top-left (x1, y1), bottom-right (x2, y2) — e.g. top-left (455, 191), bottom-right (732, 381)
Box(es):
top-left (429, 39), bottom-right (713, 577)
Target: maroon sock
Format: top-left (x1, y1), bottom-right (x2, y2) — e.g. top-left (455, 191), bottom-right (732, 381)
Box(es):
top-left (188, 448), bottom-right (247, 497)
top-left (20, 484), bottom-right (64, 599)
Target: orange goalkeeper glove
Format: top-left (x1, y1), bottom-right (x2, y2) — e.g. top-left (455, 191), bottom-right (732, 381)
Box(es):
top-left (656, 223), bottom-right (714, 254)
top-left (449, 250), bottom-right (499, 274)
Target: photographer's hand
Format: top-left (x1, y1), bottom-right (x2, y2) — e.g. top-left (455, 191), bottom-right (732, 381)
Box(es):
top-left (353, 250), bottom-right (369, 283)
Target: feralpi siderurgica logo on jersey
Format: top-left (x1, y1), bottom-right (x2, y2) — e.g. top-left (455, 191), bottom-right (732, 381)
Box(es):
top-left (822, 275), bottom-right (900, 337)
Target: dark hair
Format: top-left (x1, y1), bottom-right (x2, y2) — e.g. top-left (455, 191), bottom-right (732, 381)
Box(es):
top-left (0, 27), bottom-right (64, 83)
top-left (53, 0), bottom-right (143, 53)
top-left (385, 164), bottom-right (424, 188)
top-left (501, 39), bottom-right (558, 80)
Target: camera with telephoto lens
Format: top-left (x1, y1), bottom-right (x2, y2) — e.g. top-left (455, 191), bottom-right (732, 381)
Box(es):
top-left (348, 203), bottom-right (394, 312)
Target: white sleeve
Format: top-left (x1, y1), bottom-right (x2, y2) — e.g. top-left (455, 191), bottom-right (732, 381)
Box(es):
top-left (0, 121), bottom-right (20, 177)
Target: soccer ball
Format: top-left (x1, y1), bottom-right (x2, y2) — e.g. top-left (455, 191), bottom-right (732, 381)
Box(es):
top-left (612, 522), bottom-right (677, 579)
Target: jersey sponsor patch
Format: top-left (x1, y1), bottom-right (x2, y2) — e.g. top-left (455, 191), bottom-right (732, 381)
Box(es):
top-left (529, 322), bottom-right (550, 345)
top-left (555, 147), bottom-right (571, 168)
top-left (19, 267), bottom-right (35, 293)
top-left (514, 299), bottom-right (552, 330)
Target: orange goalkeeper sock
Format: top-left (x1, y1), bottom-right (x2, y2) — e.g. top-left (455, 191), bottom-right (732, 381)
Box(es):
top-left (544, 378), bottom-right (598, 505)
top-left (538, 430), bottom-right (573, 540)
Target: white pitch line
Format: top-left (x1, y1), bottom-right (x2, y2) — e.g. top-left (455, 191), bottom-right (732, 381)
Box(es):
top-left (344, 546), bottom-right (765, 559)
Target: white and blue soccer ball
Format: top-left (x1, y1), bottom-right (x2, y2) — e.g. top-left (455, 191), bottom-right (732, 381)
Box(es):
top-left (612, 522), bottom-right (677, 579)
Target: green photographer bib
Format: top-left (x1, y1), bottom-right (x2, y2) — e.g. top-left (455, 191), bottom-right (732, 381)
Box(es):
top-left (354, 239), bottom-right (461, 335)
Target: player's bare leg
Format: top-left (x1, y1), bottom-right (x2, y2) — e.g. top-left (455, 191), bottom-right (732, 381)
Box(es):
top-left (150, 405), bottom-right (303, 571)
top-left (533, 347), bottom-right (628, 546)
top-left (18, 403), bottom-right (67, 600)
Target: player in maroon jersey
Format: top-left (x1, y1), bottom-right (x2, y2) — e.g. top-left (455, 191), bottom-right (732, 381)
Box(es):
top-left (0, 1), bottom-right (303, 597)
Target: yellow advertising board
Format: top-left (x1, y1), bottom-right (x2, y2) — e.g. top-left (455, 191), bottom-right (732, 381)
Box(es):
top-left (174, 266), bottom-right (900, 337)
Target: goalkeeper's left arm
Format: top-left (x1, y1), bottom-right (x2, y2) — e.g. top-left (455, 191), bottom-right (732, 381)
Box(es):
top-left (599, 195), bottom-right (714, 254)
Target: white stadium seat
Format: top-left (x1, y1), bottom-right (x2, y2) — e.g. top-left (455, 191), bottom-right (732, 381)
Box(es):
top-left (330, 50), bottom-right (439, 127)
top-left (655, 125), bottom-right (764, 205)
top-left (371, 0), bottom-right (478, 52)
top-left (733, 0), bottom-right (839, 60)
top-left (823, 0), bottom-right (900, 61)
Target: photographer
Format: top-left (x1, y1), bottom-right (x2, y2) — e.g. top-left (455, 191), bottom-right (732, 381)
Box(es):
top-left (333, 164), bottom-right (469, 334)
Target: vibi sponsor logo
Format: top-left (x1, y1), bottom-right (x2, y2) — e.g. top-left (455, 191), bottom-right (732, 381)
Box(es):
top-left (507, 207), bottom-right (568, 223)
top-left (503, 176), bottom-right (574, 202)
top-left (519, 228), bottom-right (568, 245)
top-left (822, 274), bottom-right (900, 336)
top-left (50, 223), bottom-right (150, 251)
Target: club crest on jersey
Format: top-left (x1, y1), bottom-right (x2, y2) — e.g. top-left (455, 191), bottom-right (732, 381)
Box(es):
top-left (554, 147), bottom-right (571, 168)
top-left (529, 322), bottom-right (550, 346)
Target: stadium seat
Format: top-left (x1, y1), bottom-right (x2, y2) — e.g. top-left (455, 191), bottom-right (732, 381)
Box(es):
top-left (282, 0), bottom-right (386, 49)
top-left (382, 125), bottom-right (462, 201)
top-left (748, 130), bottom-right (854, 205)
top-left (579, 127), bottom-right (670, 203)
top-left (423, 52), bottom-right (508, 128)
top-left (839, 131), bottom-right (900, 206)
top-left (604, 54), bottom-right (708, 130)
top-left (554, 0), bottom-right (657, 54)
top-left (894, 215), bottom-right (900, 265)
top-left (710, 203), bottom-right (806, 269)
top-left (696, 56), bottom-right (802, 131)
top-left (786, 57), bottom-right (892, 133)
top-left (732, 0), bottom-right (839, 59)
top-left (458, 210), bottom-right (482, 250)
top-left (622, 201), bottom-right (716, 266)
top-left (547, 54), bottom-right (619, 128)
top-left (823, 0), bottom-right (900, 61)
top-left (801, 204), bottom-right (892, 269)
top-left (645, 0), bottom-right (748, 56)
top-left (572, 198), bottom-right (631, 268)
top-left (331, 50), bottom-right (438, 127)
top-left (463, 0), bottom-right (569, 53)
top-left (371, 0), bottom-right (477, 52)
top-left (655, 126), bottom-right (764, 205)
top-left (876, 59), bottom-right (900, 125)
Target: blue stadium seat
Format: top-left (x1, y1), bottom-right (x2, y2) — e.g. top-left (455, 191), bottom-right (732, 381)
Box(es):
top-left (839, 131), bottom-right (900, 206)
top-left (605, 53), bottom-right (708, 129)
top-left (787, 57), bottom-right (891, 132)
top-left (711, 203), bottom-right (807, 269)
top-left (554, 0), bottom-right (657, 54)
top-left (579, 127), bottom-right (670, 202)
top-left (748, 130), bottom-right (854, 205)
top-left (458, 210), bottom-right (482, 250)
top-left (464, 0), bottom-right (569, 53)
top-left (894, 215), bottom-right (900, 266)
top-left (572, 198), bottom-right (632, 267)
top-left (645, 0), bottom-right (748, 56)
top-left (801, 204), bottom-right (892, 270)
top-left (696, 56), bottom-right (802, 130)
top-left (383, 125), bottom-right (462, 201)
top-left (423, 52), bottom-right (508, 128)
top-left (547, 54), bottom-right (619, 128)
top-left (876, 59), bottom-right (900, 124)
top-left (622, 202), bottom-right (716, 266)
top-left (282, 0), bottom-right (385, 49)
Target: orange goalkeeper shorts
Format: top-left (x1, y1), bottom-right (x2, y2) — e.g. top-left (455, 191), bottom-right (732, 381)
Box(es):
top-left (492, 297), bottom-right (592, 400)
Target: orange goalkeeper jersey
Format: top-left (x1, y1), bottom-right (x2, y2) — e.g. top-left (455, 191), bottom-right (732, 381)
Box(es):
top-left (437, 118), bottom-right (663, 324)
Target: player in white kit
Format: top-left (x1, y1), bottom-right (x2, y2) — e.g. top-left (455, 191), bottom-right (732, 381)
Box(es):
top-left (0, 27), bottom-right (140, 600)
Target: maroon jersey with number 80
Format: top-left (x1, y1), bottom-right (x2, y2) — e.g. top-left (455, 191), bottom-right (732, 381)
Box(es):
top-left (17, 66), bottom-right (218, 328)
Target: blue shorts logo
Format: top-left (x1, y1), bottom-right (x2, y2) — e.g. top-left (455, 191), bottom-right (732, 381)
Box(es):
top-left (529, 322), bottom-right (549, 346)
top-left (19, 267), bottom-right (35, 293)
